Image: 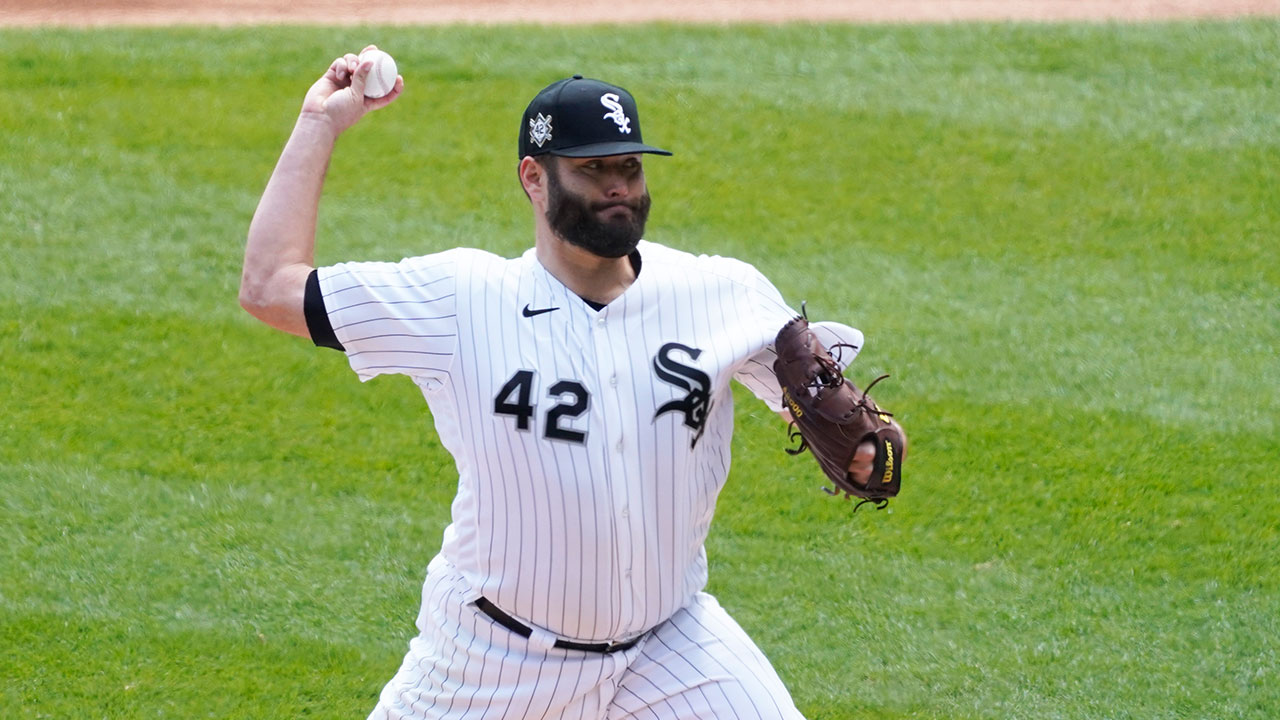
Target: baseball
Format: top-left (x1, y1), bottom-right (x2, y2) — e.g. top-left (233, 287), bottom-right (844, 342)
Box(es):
top-left (360, 49), bottom-right (398, 99)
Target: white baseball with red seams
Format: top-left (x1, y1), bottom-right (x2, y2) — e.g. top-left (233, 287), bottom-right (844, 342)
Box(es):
top-left (359, 49), bottom-right (397, 99)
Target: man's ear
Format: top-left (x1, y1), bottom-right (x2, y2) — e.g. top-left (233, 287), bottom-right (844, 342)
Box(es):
top-left (519, 156), bottom-right (550, 206)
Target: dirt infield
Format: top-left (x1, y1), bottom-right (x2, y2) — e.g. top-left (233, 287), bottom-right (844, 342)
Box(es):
top-left (3, 0), bottom-right (1279, 27)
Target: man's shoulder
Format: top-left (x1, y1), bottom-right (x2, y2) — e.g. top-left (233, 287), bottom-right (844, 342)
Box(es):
top-left (399, 246), bottom-right (507, 270)
top-left (640, 240), bottom-right (771, 285)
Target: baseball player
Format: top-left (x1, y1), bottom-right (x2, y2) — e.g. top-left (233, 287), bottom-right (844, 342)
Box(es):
top-left (240, 48), bottom-right (879, 719)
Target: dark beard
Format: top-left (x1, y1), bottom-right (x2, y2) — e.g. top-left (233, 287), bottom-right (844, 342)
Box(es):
top-left (545, 162), bottom-right (651, 259)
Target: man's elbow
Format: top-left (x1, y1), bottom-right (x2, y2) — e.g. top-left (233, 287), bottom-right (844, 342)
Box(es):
top-left (237, 270), bottom-right (290, 329)
top-left (236, 265), bottom-right (312, 338)
top-left (238, 274), bottom-right (270, 320)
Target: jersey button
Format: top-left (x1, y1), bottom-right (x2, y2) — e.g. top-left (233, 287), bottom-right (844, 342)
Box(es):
top-left (621, 507), bottom-right (630, 518)
top-left (596, 316), bottom-right (606, 327)
top-left (609, 375), bottom-right (618, 387)
top-left (615, 439), bottom-right (624, 453)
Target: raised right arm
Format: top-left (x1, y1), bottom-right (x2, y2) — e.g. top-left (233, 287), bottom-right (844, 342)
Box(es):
top-left (238, 47), bottom-right (403, 338)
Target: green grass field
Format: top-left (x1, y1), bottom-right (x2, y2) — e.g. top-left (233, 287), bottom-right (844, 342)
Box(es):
top-left (2, 18), bottom-right (1278, 719)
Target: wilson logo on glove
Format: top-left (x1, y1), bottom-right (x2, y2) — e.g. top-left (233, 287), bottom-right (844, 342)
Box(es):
top-left (773, 309), bottom-right (907, 512)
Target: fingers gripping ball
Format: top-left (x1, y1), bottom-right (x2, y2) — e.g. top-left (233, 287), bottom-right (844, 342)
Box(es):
top-left (774, 310), bottom-right (907, 511)
top-left (359, 49), bottom-right (398, 99)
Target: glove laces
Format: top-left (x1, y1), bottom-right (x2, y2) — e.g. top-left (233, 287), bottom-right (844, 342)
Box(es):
top-left (785, 373), bottom-right (895, 510)
top-left (785, 373), bottom-right (894, 455)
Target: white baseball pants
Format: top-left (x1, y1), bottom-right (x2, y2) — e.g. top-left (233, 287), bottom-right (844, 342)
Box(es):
top-left (367, 557), bottom-right (806, 719)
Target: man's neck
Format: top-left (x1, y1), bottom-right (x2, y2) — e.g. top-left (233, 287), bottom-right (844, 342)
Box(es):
top-left (534, 232), bottom-right (638, 306)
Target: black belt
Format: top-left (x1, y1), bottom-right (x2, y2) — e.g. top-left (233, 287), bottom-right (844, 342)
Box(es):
top-left (474, 597), bottom-right (643, 654)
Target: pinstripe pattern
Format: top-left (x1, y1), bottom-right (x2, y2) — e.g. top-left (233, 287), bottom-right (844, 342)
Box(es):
top-left (609, 593), bottom-right (803, 720)
top-left (369, 558), bottom-right (804, 720)
top-left (320, 240), bottom-right (844, 718)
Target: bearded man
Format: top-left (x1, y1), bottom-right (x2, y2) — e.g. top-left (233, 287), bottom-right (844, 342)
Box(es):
top-left (239, 51), bottom-right (872, 719)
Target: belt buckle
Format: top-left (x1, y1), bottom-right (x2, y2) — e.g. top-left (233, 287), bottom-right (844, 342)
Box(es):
top-left (603, 636), bottom-right (638, 653)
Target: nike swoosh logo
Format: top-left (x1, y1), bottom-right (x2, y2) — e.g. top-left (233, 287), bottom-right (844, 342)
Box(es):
top-left (522, 304), bottom-right (560, 318)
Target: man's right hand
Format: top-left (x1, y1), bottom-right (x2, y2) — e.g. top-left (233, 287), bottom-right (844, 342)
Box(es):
top-left (301, 45), bottom-right (403, 135)
top-left (241, 45), bottom-right (402, 338)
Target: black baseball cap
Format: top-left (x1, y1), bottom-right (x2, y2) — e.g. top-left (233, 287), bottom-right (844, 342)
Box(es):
top-left (519, 75), bottom-right (672, 159)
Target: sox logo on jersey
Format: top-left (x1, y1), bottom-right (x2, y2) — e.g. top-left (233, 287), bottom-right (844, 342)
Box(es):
top-left (653, 342), bottom-right (713, 448)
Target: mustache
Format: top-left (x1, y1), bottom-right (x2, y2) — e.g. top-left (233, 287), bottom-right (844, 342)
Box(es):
top-left (592, 199), bottom-right (643, 212)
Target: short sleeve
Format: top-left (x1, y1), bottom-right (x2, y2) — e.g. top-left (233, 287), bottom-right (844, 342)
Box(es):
top-left (732, 264), bottom-right (798, 411)
top-left (316, 249), bottom-right (465, 384)
top-left (730, 265), bottom-right (864, 411)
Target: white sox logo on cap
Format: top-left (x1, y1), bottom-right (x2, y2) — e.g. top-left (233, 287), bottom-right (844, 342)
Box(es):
top-left (518, 76), bottom-right (670, 158)
top-left (600, 93), bottom-right (631, 134)
top-left (529, 113), bottom-right (553, 148)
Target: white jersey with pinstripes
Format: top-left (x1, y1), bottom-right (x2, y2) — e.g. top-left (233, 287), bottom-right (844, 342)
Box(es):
top-left (317, 239), bottom-right (797, 643)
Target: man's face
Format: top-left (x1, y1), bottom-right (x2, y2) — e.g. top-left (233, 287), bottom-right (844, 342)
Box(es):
top-left (543, 154), bottom-right (651, 259)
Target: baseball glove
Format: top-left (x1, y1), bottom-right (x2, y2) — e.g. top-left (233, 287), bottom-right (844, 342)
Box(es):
top-left (774, 311), bottom-right (906, 510)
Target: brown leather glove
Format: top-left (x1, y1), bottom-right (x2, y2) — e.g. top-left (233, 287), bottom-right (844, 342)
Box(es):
top-left (774, 312), bottom-right (906, 510)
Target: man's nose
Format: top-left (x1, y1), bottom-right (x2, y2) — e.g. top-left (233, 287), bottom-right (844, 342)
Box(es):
top-left (602, 171), bottom-right (630, 198)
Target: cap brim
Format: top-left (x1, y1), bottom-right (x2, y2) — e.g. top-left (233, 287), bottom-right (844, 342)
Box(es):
top-left (551, 141), bottom-right (672, 158)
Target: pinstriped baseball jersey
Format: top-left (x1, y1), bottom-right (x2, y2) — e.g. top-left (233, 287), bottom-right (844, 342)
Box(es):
top-left (317, 239), bottom-right (801, 642)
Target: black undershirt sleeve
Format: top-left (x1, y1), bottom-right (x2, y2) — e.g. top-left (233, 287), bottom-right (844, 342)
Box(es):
top-left (304, 269), bottom-right (345, 351)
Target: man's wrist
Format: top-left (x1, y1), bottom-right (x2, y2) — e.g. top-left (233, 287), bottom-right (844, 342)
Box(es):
top-left (295, 111), bottom-right (341, 144)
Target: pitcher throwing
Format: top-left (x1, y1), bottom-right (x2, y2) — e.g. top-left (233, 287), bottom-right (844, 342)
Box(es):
top-left (239, 47), bottom-right (898, 719)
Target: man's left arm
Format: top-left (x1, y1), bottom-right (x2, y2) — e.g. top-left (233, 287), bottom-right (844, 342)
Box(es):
top-left (735, 320), bottom-right (881, 490)
top-left (735, 320), bottom-right (865, 414)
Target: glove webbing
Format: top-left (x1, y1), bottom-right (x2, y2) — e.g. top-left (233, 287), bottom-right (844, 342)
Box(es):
top-left (785, 373), bottom-right (895, 512)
